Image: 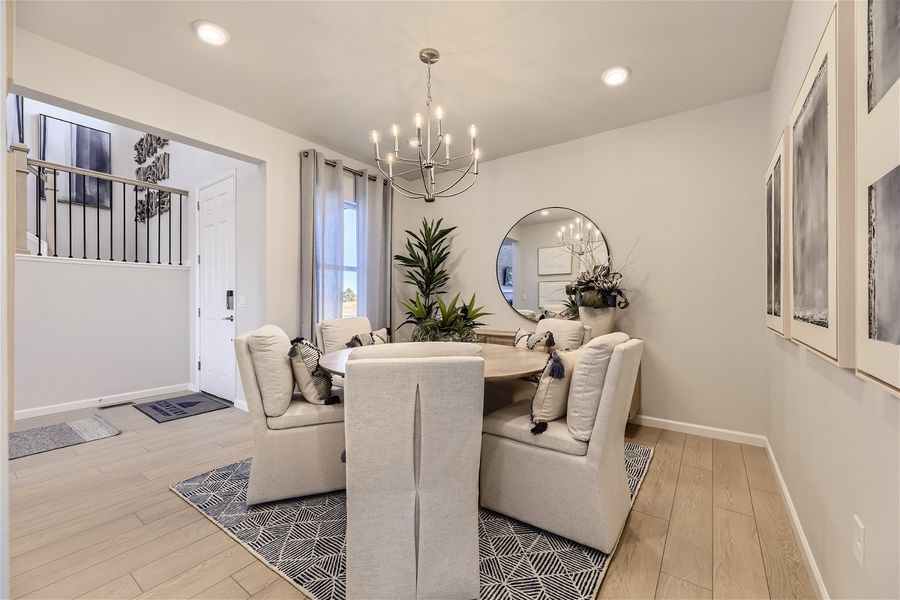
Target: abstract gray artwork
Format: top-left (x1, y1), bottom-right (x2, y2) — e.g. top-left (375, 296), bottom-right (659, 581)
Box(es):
top-left (868, 164), bottom-right (900, 344)
top-left (868, 0), bottom-right (900, 111)
top-left (773, 158), bottom-right (782, 317)
top-left (792, 59), bottom-right (830, 328)
top-left (766, 175), bottom-right (773, 316)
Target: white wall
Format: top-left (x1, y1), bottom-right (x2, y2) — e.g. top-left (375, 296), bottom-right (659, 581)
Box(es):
top-left (394, 93), bottom-right (770, 435)
top-left (765, 2), bottom-right (900, 597)
top-left (14, 256), bottom-right (189, 416)
top-left (12, 29), bottom-right (373, 338)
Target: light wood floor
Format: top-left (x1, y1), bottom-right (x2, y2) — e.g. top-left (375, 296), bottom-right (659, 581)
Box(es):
top-left (8, 395), bottom-right (817, 599)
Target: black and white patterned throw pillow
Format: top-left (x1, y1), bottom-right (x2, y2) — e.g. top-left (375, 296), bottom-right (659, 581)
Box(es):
top-left (288, 337), bottom-right (338, 405)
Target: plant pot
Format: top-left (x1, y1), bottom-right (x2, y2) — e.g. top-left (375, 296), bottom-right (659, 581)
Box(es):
top-left (410, 325), bottom-right (477, 343)
top-left (578, 306), bottom-right (616, 339)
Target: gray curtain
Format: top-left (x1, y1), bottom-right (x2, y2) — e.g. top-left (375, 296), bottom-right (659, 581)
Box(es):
top-left (356, 171), bottom-right (393, 331)
top-left (299, 150), bottom-right (345, 340)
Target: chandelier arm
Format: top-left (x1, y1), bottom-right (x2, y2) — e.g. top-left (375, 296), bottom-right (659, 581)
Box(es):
top-left (429, 135), bottom-right (443, 161)
top-left (432, 157), bottom-right (475, 196)
top-left (385, 154), bottom-right (420, 165)
top-left (432, 174), bottom-right (478, 199)
top-left (391, 166), bottom-right (423, 178)
top-left (432, 166), bottom-right (478, 175)
top-left (375, 164), bottom-right (429, 198)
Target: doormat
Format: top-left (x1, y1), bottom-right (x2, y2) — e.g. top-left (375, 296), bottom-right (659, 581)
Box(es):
top-left (134, 393), bottom-right (230, 423)
top-left (10, 415), bottom-right (120, 459)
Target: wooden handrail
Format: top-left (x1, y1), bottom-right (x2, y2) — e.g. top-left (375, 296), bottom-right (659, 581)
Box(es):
top-left (27, 158), bottom-right (190, 196)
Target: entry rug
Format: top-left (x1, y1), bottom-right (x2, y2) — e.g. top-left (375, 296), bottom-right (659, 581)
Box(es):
top-left (171, 442), bottom-right (653, 600)
top-left (9, 415), bottom-right (119, 459)
top-left (134, 393), bottom-right (230, 423)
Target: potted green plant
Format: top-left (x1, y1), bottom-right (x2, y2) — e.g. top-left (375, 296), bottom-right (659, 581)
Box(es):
top-left (395, 218), bottom-right (491, 341)
top-left (566, 263), bottom-right (630, 337)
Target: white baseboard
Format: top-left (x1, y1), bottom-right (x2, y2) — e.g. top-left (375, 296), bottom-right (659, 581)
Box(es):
top-left (232, 398), bottom-right (248, 413)
top-left (765, 439), bottom-right (829, 599)
top-left (14, 383), bottom-right (192, 420)
top-left (631, 414), bottom-right (767, 447)
top-left (630, 413), bottom-right (827, 599)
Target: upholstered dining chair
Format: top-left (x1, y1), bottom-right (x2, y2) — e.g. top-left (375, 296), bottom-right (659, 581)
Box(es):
top-left (235, 326), bottom-right (345, 505)
top-left (479, 337), bottom-right (643, 554)
top-left (484, 318), bottom-right (593, 413)
top-left (343, 342), bottom-right (485, 600)
top-left (315, 316), bottom-right (372, 354)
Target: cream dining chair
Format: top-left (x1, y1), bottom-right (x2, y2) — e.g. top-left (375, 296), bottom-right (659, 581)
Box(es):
top-left (342, 342), bottom-right (485, 600)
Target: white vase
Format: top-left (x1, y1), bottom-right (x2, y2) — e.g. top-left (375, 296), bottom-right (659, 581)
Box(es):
top-left (578, 306), bottom-right (616, 339)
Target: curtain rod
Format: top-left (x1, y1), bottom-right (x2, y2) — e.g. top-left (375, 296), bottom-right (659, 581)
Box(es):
top-left (303, 150), bottom-right (387, 184)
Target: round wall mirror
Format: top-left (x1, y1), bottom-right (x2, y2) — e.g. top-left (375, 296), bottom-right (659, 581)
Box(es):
top-left (496, 207), bottom-right (609, 322)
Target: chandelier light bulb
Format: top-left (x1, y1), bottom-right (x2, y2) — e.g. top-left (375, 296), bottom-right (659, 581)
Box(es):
top-left (392, 124), bottom-right (398, 136)
top-left (415, 113), bottom-right (423, 128)
top-left (436, 106), bottom-right (443, 120)
top-left (371, 130), bottom-right (378, 143)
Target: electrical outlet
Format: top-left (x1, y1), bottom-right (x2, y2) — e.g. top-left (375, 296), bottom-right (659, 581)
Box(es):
top-left (853, 515), bottom-right (865, 570)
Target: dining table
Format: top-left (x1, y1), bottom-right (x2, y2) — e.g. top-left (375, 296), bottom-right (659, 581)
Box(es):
top-left (318, 343), bottom-right (549, 381)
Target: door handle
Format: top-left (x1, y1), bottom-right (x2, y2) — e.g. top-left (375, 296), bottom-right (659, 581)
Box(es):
top-left (222, 315), bottom-right (234, 322)
top-left (226, 290), bottom-right (234, 310)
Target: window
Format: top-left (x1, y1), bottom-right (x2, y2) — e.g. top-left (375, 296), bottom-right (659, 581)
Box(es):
top-left (341, 172), bottom-right (358, 318)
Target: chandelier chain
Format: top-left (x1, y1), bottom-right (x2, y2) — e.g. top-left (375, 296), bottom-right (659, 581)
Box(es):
top-left (426, 64), bottom-right (432, 107)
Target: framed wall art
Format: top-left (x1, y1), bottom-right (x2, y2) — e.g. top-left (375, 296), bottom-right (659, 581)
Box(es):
top-left (766, 130), bottom-right (790, 337)
top-left (855, 0), bottom-right (900, 391)
top-left (537, 246), bottom-right (572, 275)
top-left (787, 6), bottom-right (855, 364)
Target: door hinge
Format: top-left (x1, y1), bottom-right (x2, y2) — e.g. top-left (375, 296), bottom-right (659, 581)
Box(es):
top-left (197, 254), bottom-right (200, 264)
top-left (197, 360), bottom-right (201, 370)
top-left (196, 201), bottom-right (200, 211)
top-left (197, 307), bottom-right (201, 317)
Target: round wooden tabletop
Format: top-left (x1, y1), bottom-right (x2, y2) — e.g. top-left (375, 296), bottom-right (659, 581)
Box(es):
top-left (318, 343), bottom-right (548, 382)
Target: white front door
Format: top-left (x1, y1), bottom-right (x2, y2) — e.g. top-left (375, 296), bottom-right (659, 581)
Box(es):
top-left (198, 173), bottom-right (236, 401)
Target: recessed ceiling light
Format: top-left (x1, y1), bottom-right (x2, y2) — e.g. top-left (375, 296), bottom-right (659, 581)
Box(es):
top-left (192, 20), bottom-right (229, 46)
top-left (540, 210), bottom-right (550, 216)
top-left (601, 66), bottom-right (631, 87)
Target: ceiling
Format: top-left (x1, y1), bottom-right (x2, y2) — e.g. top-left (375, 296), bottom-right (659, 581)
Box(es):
top-left (16, 1), bottom-right (791, 166)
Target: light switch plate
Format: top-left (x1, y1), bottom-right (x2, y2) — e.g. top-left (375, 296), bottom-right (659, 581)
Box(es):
top-left (853, 514), bottom-right (865, 570)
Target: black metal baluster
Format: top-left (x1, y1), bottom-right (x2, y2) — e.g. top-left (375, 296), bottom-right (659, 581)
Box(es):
top-left (68, 172), bottom-right (73, 258)
top-left (122, 182), bottom-right (127, 262)
top-left (179, 194), bottom-right (183, 265)
top-left (96, 177), bottom-right (100, 260)
top-left (109, 181), bottom-right (113, 260)
top-left (134, 187), bottom-right (138, 263)
top-left (82, 175), bottom-right (86, 260)
top-left (52, 169), bottom-right (58, 257)
top-left (168, 193), bottom-right (172, 265)
top-left (157, 193), bottom-right (161, 264)
top-left (146, 192), bottom-right (150, 264)
top-left (35, 167), bottom-right (42, 256)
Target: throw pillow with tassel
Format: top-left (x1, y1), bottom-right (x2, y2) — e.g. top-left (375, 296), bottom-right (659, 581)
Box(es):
top-left (530, 347), bottom-right (581, 433)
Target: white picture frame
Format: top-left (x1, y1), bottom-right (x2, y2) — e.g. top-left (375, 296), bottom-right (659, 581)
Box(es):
top-left (765, 130), bottom-right (790, 337)
top-left (786, 6), bottom-right (854, 364)
top-left (537, 246), bottom-right (572, 275)
top-left (538, 280), bottom-right (569, 310)
top-left (854, 0), bottom-right (900, 392)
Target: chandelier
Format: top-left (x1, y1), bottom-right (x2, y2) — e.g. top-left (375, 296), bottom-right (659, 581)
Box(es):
top-left (371, 48), bottom-right (479, 202)
top-left (557, 216), bottom-right (605, 259)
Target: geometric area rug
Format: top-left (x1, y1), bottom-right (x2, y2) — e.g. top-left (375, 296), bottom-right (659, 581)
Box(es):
top-left (171, 443), bottom-right (653, 600)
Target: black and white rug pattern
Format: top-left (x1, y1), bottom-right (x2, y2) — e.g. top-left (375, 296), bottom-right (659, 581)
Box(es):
top-left (171, 443), bottom-right (653, 600)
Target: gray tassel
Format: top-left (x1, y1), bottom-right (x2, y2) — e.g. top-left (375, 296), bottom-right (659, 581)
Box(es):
top-left (324, 395), bottom-right (341, 405)
top-left (340, 450), bottom-right (346, 463)
top-left (545, 331), bottom-right (556, 348)
top-left (531, 421), bottom-right (548, 435)
top-left (548, 353), bottom-right (565, 379)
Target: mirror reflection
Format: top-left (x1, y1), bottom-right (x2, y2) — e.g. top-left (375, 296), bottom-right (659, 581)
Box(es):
top-left (496, 207), bottom-right (609, 321)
